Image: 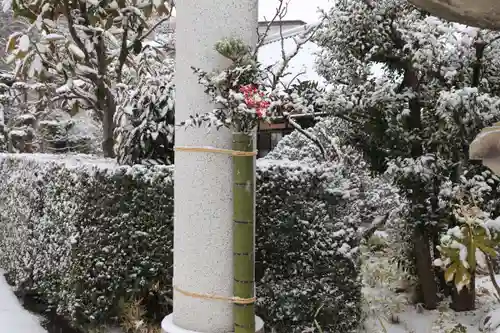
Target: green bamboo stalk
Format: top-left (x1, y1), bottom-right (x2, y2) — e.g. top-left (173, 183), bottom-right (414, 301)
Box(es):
top-left (233, 132), bottom-right (255, 333)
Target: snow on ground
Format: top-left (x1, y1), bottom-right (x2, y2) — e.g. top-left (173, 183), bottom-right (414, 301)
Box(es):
top-left (0, 269), bottom-right (47, 333)
top-left (361, 236), bottom-right (500, 333)
top-left (364, 296), bottom-right (495, 333)
top-left (0, 229), bottom-right (499, 333)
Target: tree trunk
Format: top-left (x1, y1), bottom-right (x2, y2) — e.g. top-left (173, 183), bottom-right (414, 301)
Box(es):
top-left (96, 35), bottom-right (115, 158)
top-left (413, 227), bottom-right (438, 309)
top-left (432, 228), bottom-right (452, 297)
top-left (102, 89), bottom-right (116, 158)
top-left (451, 274), bottom-right (475, 312)
top-left (95, 83), bottom-right (116, 158)
top-left (232, 132), bottom-right (255, 333)
top-left (403, 66), bottom-right (440, 309)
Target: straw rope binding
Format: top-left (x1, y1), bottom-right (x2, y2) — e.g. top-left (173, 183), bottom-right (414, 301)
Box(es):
top-left (174, 146), bottom-right (257, 157)
top-left (174, 285), bottom-right (256, 305)
top-left (174, 145), bottom-right (256, 306)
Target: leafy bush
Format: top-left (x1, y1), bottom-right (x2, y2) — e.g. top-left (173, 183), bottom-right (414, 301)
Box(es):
top-left (0, 153), bottom-right (362, 332)
top-left (265, 117), bottom-right (342, 163)
top-left (0, 154), bottom-right (174, 329)
top-left (267, 118), bottom-right (405, 229)
top-left (263, 119), bottom-right (408, 331)
top-left (256, 159), bottom-right (361, 333)
top-left (0, 74), bottom-right (102, 155)
top-left (114, 57), bottom-right (175, 166)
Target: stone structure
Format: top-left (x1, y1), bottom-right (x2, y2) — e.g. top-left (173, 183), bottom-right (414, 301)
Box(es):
top-left (470, 124), bottom-right (500, 175)
top-left (161, 1), bottom-right (264, 332)
top-left (408, 0), bottom-right (500, 30)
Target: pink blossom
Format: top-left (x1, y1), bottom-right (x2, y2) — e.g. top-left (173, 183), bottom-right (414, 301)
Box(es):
top-left (239, 84), bottom-right (270, 119)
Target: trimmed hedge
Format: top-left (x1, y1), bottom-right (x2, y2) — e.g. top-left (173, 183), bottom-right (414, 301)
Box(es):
top-left (0, 153), bottom-right (361, 333)
top-left (0, 154), bottom-right (174, 327)
top-left (256, 160), bottom-right (361, 333)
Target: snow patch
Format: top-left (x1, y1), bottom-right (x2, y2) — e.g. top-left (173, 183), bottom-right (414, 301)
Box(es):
top-left (0, 269), bottom-right (47, 333)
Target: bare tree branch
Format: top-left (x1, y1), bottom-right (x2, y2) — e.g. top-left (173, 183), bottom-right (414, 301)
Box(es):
top-left (254, 0), bottom-right (290, 56)
top-left (271, 21), bottom-right (323, 89)
top-left (139, 14), bottom-right (170, 42)
top-left (285, 70), bottom-right (307, 89)
top-left (140, 16), bottom-right (170, 42)
top-left (287, 116), bottom-right (326, 159)
top-left (116, 16), bottom-right (130, 84)
top-left (62, 0), bottom-right (90, 64)
top-left (317, 125), bottom-right (347, 162)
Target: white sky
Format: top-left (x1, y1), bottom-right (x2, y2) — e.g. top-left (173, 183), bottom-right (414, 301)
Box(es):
top-left (259, 0), bottom-right (333, 23)
top-left (171, 1), bottom-right (332, 24)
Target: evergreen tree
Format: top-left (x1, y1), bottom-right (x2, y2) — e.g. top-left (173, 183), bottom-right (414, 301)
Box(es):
top-left (114, 54), bottom-right (175, 165)
top-left (3, 0), bottom-right (173, 157)
top-left (317, 0), bottom-right (500, 310)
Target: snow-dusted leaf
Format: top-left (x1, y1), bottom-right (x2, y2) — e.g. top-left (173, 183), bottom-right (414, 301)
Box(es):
top-left (76, 64), bottom-right (97, 75)
top-left (5, 32), bottom-right (22, 53)
top-left (18, 34), bottom-right (30, 52)
top-left (68, 43), bottom-right (85, 59)
top-left (28, 54), bottom-right (43, 76)
top-left (43, 18), bottom-right (56, 28)
top-left (43, 33), bottom-right (65, 41)
top-left (108, 0), bottom-right (118, 9)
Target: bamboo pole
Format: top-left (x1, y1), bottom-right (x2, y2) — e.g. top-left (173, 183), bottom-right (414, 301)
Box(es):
top-left (232, 132), bottom-right (255, 333)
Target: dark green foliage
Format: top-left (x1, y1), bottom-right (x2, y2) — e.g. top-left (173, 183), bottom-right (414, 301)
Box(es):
top-left (0, 155), bottom-right (174, 329)
top-left (0, 154), bottom-right (361, 332)
top-left (256, 161), bottom-right (362, 333)
top-left (114, 59), bottom-right (175, 166)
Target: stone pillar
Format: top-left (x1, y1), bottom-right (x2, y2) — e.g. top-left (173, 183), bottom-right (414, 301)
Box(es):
top-left (161, 1), bottom-right (264, 332)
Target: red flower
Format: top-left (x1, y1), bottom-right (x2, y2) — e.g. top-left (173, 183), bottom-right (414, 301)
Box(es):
top-left (239, 84), bottom-right (269, 119)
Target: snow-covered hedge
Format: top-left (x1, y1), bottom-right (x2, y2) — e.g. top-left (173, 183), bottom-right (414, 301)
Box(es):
top-left (256, 160), bottom-right (361, 333)
top-left (267, 118), bottom-right (405, 229)
top-left (0, 154), bottom-right (174, 328)
top-left (0, 153), bottom-right (361, 332)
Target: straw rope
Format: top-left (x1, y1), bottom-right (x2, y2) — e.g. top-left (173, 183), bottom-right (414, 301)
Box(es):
top-left (174, 285), bottom-right (256, 305)
top-left (173, 144), bottom-right (256, 306)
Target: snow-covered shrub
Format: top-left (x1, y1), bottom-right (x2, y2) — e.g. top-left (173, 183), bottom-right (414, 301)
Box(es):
top-left (434, 204), bottom-right (500, 291)
top-left (256, 159), bottom-right (362, 333)
top-left (267, 117), bottom-right (405, 229)
top-left (265, 118), bottom-right (411, 330)
top-left (64, 111), bottom-right (103, 154)
top-left (0, 153), bottom-right (363, 332)
top-left (114, 57), bottom-right (175, 166)
top-left (265, 118), bottom-right (342, 163)
top-left (0, 74), bottom-right (101, 154)
top-left (37, 110), bottom-right (102, 154)
top-left (0, 154), bottom-right (174, 329)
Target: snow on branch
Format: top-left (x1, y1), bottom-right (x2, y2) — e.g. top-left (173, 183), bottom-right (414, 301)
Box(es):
top-left (3, 0), bottom-right (175, 157)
